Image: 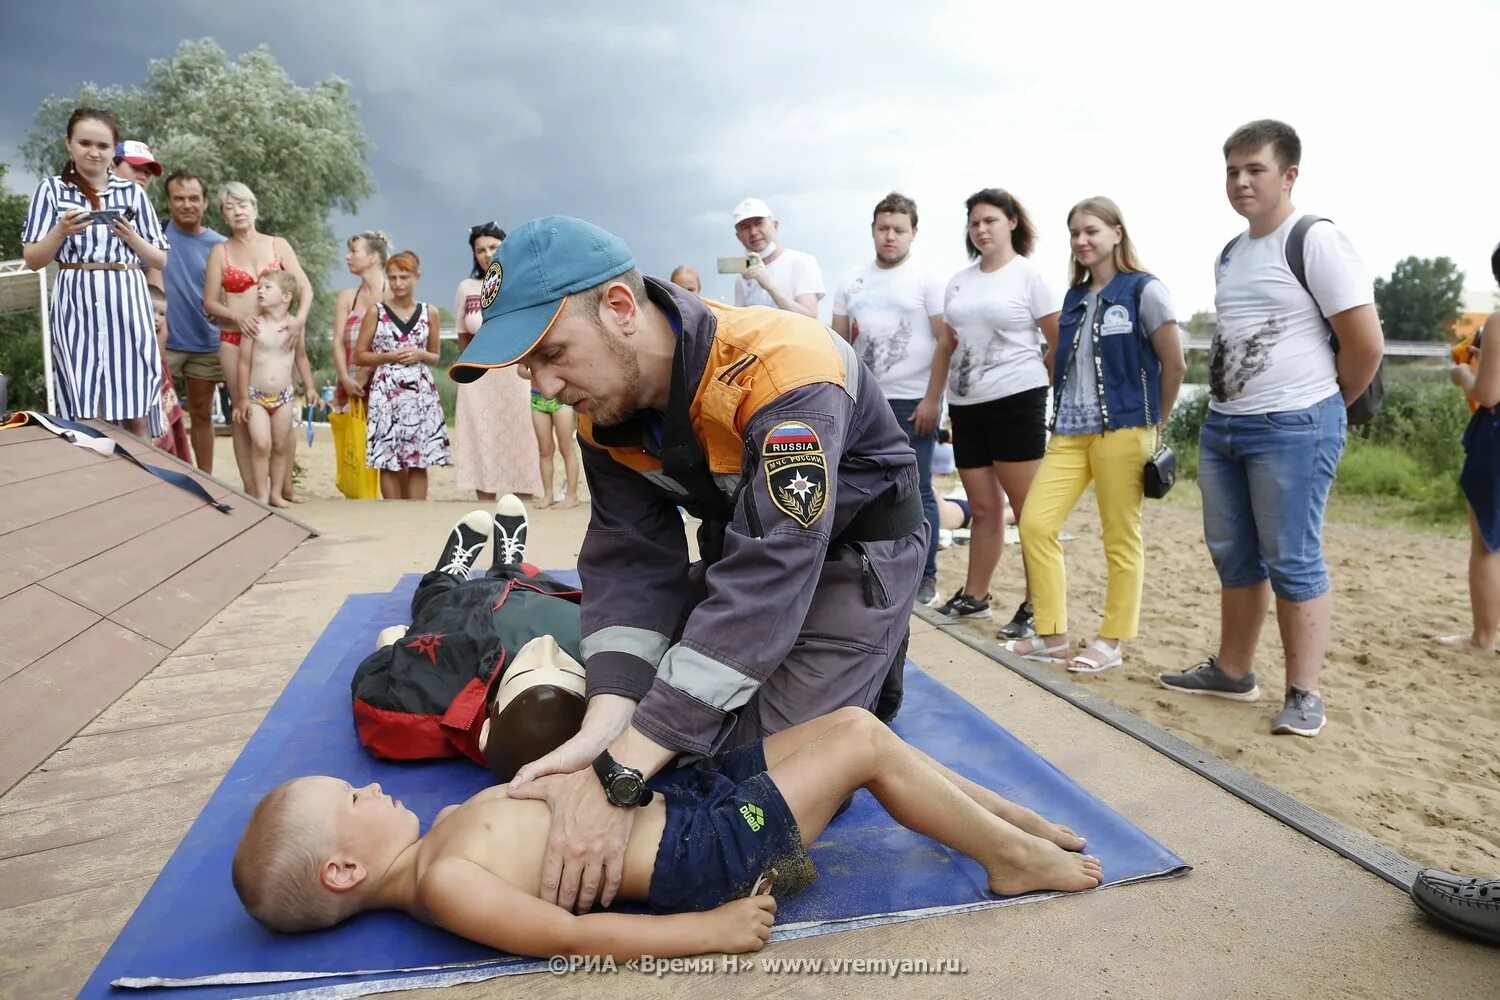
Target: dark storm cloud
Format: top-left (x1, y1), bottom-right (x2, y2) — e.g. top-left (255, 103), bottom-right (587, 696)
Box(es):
top-left (0, 2), bottom-right (918, 303)
top-left (6, 3), bottom-right (1498, 312)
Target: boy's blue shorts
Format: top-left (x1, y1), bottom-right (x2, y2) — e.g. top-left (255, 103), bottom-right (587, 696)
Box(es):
top-left (647, 742), bottom-right (802, 912)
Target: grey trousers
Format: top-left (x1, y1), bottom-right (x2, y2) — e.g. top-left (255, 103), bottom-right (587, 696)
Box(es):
top-left (715, 526), bottom-right (926, 752)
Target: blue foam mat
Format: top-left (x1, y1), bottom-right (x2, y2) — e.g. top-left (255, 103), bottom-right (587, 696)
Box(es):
top-left (80, 572), bottom-right (1188, 999)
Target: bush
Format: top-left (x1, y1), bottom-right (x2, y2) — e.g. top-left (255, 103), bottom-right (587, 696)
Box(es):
top-left (0, 313), bottom-right (47, 411)
top-left (1335, 442), bottom-right (1426, 498)
top-left (1162, 369), bottom-right (1471, 520)
top-left (1352, 368), bottom-right (1470, 481)
top-left (1166, 390), bottom-right (1210, 453)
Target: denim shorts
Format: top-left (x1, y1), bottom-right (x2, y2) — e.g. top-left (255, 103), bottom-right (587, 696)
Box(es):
top-left (1197, 393), bottom-right (1345, 602)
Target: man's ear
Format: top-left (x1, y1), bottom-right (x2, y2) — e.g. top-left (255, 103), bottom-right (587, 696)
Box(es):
top-left (1283, 164), bottom-right (1299, 191)
top-left (320, 857), bottom-right (368, 894)
top-left (601, 282), bottom-right (639, 333)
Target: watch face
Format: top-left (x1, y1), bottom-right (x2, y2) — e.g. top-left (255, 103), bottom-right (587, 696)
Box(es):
top-left (609, 773), bottom-right (642, 804)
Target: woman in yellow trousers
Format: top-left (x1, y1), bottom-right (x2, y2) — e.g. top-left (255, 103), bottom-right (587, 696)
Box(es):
top-left (1007, 198), bottom-right (1187, 672)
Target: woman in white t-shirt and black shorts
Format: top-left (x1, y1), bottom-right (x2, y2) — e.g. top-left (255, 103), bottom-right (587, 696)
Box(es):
top-left (933, 189), bottom-right (1061, 636)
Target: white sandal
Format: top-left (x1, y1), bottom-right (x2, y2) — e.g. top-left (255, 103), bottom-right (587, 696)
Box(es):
top-left (1067, 639), bottom-right (1123, 674)
top-left (1003, 637), bottom-right (1069, 664)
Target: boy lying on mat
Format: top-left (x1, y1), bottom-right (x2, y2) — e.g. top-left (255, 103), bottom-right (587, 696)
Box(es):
top-left (232, 707), bottom-right (1101, 959)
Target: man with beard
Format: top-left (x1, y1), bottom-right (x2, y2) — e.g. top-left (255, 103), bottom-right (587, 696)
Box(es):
top-left (160, 170), bottom-right (227, 472)
top-left (832, 192), bottom-right (948, 607)
top-left (450, 216), bottom-right (924, 916)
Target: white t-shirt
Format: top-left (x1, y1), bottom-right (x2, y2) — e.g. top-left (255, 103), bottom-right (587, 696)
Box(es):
top-left (831, 257), bottom-right (946, 399)
top-left (734, 247), bottom-right (825, 311)
top-left (1210, 211), bottom-right (1374, 415)
top-left (942, 256), bottom-right (1062, 404)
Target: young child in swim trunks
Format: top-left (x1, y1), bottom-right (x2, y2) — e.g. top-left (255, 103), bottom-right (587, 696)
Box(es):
top-left (234, 609), bottom-right (1103, 960)
top-left (232, 270), bottom-right (319, 506)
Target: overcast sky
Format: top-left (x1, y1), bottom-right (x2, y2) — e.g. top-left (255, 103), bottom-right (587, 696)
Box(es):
top-left (3, 1), bottom-right (1498, 319)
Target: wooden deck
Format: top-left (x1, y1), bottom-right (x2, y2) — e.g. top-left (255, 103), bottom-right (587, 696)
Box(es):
top-left (0, 497), bottom-right (1492, 1000)
top-left (0, 422), bottom-right (311, 795)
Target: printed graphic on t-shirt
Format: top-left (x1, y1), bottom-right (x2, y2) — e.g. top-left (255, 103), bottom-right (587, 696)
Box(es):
top-left (1209, 319), bottom-right (1286, 402)
top-left (859, 315), bottom-right (912, 377)
top-left (953, 335), bottom-right (1007, 397)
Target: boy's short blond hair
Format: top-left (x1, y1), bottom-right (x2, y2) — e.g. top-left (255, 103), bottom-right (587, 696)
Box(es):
top-left (261, 270), bottom-right (301, 314)
top-left (232, 780), bottom-right (345, 933)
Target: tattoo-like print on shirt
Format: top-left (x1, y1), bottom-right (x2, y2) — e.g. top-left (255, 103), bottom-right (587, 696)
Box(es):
top-left (859, 316), bottom-right (912, 377)
top-left (1209, 319), bottom-right (1286, 402)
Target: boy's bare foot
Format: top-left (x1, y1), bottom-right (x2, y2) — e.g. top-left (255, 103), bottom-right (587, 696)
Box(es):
top-left (988, 800), bottom-right (1087, 851)
top-left (986, 834), bottom-right (1102, 896)
top-left (269, 495), bottom-right (291, 508)
top-left (559, 494), bottom-right (580, 509)
top-left (1436, 634), bottom-right (1496, 653)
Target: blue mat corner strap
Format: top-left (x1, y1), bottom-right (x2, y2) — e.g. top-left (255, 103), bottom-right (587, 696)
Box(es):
top-left (3, 411), bottom-right (232, 513)
top-left (78, 575), bottom-right (1189, 1000)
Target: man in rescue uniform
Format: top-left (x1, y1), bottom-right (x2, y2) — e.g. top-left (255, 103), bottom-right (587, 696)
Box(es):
top-left (450, 216), bottom-right (926, 915)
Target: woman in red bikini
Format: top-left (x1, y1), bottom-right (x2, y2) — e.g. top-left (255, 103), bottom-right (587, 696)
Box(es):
top-left (203, 181), bottom-right (314, 496)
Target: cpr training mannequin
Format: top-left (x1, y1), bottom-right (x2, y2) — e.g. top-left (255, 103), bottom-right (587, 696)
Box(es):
top-left (350, 496), bottom-right (586, 778)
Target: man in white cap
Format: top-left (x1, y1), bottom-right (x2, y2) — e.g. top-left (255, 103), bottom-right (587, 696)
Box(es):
top-left (731, 197), bottom-right (824, 318)
top-left (112, 140), bottom-right (163, 189)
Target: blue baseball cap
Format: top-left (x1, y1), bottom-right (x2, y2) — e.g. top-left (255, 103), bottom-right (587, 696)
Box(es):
top-left (449, 216), bottom-right (635, 384)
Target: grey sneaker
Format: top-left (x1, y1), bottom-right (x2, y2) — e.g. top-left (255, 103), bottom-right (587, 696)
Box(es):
top-left (916, 577), bottom-right (938, 607)
top-left (1157, 656), bottom-right (1261, 702)
top-left (1271, 686), bottom-right (1326, 737)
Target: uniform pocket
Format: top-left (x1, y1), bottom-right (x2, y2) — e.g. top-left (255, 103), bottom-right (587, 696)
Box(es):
top-left (698, 376), bottom-right (748, 474)
top-left (848, 541), bottom-right (892, 609)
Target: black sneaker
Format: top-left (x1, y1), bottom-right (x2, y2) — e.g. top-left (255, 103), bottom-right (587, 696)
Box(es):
top-left (436, 510), bottom-right (491, 578)
top-left (997, 601), bottom-right (1036, 640)
top-left (492, 493), bottom-right (529, 567)
top-left (937, 589), bottom-right (992, 619)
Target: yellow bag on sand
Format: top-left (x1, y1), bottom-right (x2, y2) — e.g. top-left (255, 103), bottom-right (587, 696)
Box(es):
top-left (330, 398), bottom-right (380, 500)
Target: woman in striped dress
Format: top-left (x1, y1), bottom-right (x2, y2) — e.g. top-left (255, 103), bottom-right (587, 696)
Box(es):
top-left (21, 107), bottom-right (169, 437)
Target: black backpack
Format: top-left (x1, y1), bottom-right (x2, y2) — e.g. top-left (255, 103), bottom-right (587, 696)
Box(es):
top-left (1220, 215), bottom-right (1384, 425)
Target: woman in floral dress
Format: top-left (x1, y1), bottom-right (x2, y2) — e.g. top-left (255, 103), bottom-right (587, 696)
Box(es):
top-left (353, 250), bottom-right (449, 499)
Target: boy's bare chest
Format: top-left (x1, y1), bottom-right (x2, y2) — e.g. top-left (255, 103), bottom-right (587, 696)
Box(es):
top-left (422, 796), bottom-right (554, 895)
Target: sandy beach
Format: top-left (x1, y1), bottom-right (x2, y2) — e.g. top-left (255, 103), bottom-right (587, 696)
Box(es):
top-left (254, 428), bottom-right (1498, 876)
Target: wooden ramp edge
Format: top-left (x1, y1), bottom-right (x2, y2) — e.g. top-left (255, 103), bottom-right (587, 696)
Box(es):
top-left (0, 421), bottom-right (312, 794)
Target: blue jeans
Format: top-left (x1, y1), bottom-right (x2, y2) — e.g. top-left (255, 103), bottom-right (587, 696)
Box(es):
top-left (887, 397), bottom-right (939, 581)
top-left (1197, 392), bottom-right (1345, 602)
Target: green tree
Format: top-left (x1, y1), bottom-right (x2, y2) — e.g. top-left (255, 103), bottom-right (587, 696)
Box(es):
top-left (22, 39), bottom-right (375, 367)
top-left (1181, 310), bottom-right (1216, 338)
top-left (1, 162), bottom-right (47, 410)
top-left (0, 162), bottom-right (28, 258)
top-left (1373, 256), bottom-right (1466, 341)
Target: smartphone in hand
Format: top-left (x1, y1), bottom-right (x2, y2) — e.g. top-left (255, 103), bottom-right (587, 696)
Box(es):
top-left (88, 209), bottom-right (124, 225)
top-left (716, 256), bottom-right (756, 275)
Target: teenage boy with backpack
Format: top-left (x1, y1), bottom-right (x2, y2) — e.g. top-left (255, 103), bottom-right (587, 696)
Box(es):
top-left (1158, 119), bottom-right (1384, 738)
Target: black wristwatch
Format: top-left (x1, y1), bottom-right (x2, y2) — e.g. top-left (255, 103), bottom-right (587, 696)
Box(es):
top-left (592, 750), bottom-right (653, 807)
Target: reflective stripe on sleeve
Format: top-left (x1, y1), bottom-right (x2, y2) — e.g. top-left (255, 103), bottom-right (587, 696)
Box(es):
top-left (579, 625), bottom-right (671, 668)
top-left (656, 644), bottom-right (761, 712)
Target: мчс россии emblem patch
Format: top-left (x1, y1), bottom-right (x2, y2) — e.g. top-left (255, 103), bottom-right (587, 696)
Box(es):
top-left (763, 420), bottom-right (827, 528)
